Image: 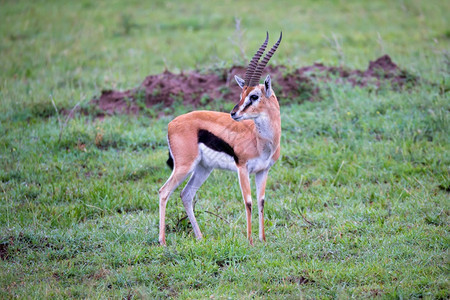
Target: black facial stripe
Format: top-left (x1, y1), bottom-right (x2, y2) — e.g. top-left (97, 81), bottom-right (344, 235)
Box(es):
top-left (242, 101), bottom-right (252, 112)
top-left (198, 129), bottom-right (239, 164)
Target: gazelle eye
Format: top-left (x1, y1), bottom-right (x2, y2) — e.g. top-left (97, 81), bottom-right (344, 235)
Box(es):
top-left (250, 95), bottom-right (259, 101)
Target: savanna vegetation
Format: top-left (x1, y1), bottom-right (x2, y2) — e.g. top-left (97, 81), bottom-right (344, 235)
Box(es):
top-left (0, 0), bottom-right (449, 298)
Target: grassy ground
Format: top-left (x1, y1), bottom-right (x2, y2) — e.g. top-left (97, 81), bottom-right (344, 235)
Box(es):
top-left (1, 0), bottom-right (449, 298)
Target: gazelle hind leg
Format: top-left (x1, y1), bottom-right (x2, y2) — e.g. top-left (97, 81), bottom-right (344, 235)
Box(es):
top-left (159, 166), bottom-right (191, 246)
top-left (180, 164), bottom-right (213, 240)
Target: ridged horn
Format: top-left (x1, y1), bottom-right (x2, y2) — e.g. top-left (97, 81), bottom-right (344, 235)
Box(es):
top-left (248, 31), bottom-right (282, 87)
top-left (244, 32), bottom-right (269, 86)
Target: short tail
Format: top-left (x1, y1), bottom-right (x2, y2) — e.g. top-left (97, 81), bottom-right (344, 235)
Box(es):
top-left (166, 151), bottom-right (174, 170)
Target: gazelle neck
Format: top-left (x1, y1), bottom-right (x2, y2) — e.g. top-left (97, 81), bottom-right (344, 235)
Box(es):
top-left (253, 100), bottom-right (281, 149)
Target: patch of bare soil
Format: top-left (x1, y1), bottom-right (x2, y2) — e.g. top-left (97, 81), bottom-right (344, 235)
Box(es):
top-left (90, 55), bottom-right (417, 116)
top-left (0, 241), bottom-right (9, 260)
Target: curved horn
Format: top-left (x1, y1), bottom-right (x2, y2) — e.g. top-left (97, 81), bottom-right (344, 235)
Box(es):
top-left (244, 32), bottom-right (269, 86)
top-left (248, 31), bottom-right (282, 87)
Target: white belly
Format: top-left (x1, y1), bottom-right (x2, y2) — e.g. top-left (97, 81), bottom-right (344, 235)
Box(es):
top-left (198, 143), bottom-right (275, 174)
top-left (198, 143), bottom-right (238, 171)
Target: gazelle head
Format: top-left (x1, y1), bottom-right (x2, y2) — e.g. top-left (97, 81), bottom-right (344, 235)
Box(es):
top-left (231, 32), bottom-right (282, 121)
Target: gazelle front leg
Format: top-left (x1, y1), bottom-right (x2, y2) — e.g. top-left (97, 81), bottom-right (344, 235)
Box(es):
top-left (255, 170), bottom-right (269, 242)
top-left (238, 166), bottom-right (253, 245)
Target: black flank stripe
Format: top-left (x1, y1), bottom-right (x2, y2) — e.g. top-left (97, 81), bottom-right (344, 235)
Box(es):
top-left (198, 129), bottom-right (239, 164)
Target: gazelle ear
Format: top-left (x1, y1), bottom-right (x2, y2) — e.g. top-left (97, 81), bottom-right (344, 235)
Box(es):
top-left (264, 74), bottom-right (272, 98)
top-left (234, 75), bottom-right (245, 89)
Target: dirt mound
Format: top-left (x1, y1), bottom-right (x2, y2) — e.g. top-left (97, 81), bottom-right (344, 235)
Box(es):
top-left (90, 55), bottom-right (417, 116)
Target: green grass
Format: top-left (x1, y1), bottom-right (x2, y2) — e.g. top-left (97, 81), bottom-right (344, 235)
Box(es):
top-left (1, 0), bottom-right (449, 298)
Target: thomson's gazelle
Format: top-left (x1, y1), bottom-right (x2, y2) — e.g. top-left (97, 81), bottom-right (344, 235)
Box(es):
top-left (159, 32), bottom-right (282, 245)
